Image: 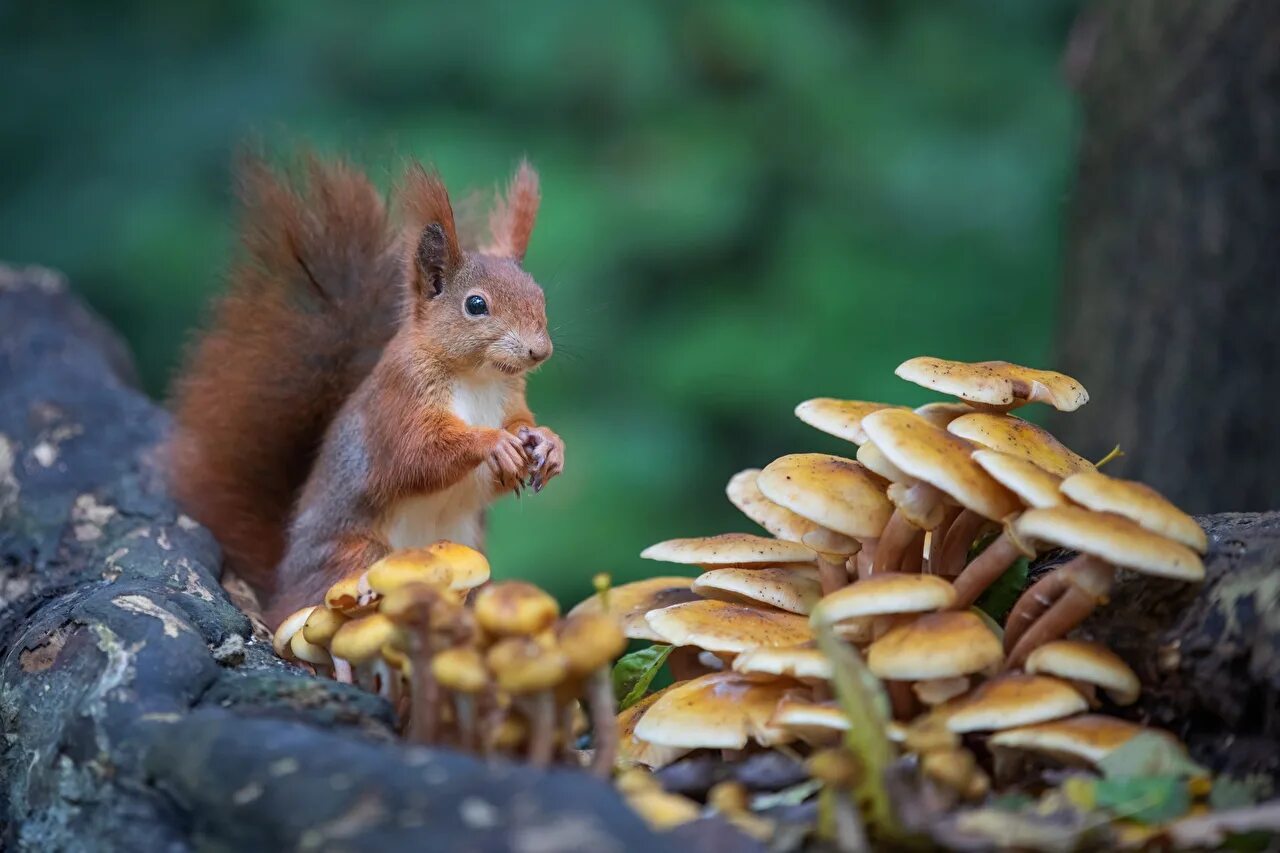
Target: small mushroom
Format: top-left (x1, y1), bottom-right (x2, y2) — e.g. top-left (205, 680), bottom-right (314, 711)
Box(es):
top-left (733, 642), bottom-right (832, 701)
top-left (806, 748), bottom-right (869, 852)
top-left (691, 566), bottom-right (823, 615)
top-left (324, 567), bottom-right (378, 617)
top-left (913, 401), bottom-right (977, 429)
top-left (379, 583), bottom-right (458, 743)
top-left (810, 572), bottom-right (957, 642)
top-left (947, 413), bottom-right (1092, 478)
top-left (557, 612), bottom-right (627, 776)
top-left (937, 673), bottom-right (1088, 733)
top-left (1060, 470), bottom-right (1208, 553)
top-left (486, 635), bottom-right (569, 766)
top-left (895, 357), bottom-right (1090, 413)
top-left (794, 398), bottom-right (907, 445)
top-left (645, 599), bottom-right (812, 655)
top-left (617, 687), bottom-right (691, 769)
top-left (329, 613), bottom-right (407, 698)
top-left (921, 747), bottom-right (990, 801)
top-left (1023, 640), bottom-right (1141, 706)
top-left (474, 580), bottom-right (560, 638)
top-left (568, 576), bottom-right (699, 642)
top-left (768, 698), bottom-right (850, 746)
top-left (431, 646), bottom-right (488, 750)
top-left (989, 714), bottom-right (1177, 766)
top-left (272, 606), bottom-right (315, 662)
top-left (641, 532), bottom-right (816, 568)
top-left (631, 671), bottom-right (794, 750)
top-left (726, 468), bottom-right (860, 558)
top-left (866, 611), bottom-right (1002, 719)
top-left (302, 606), bottom-right (351, 681)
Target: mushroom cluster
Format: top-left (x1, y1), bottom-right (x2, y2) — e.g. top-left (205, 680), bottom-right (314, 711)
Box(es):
top-left (606, 356), bottom-right (1210, 825)
top-left (272, 541), bottom-right (625, 773)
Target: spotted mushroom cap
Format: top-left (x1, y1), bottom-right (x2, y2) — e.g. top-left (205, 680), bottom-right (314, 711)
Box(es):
top-left (811, 572), bottom-right (957, 625)
top-left (794, 398), bottom-right (907, 445)
top-left (692, 566), bottom-right (823, 615)
top-left (732, 643), bottom-right (832, 680)
top-left (273, 606), bottom-right (315, 659)
top-left (618, 686), bottom-right (692, 769)
top-left (972, 450), bottom-right (1065, 510)
top-left (757, 453), bottom-right (894, 543)
top-left (988, 714), bottom-right (1170, 765)
top-left (940, 673), bottom-right (1089, 732)
top-left (867, 611), bottom-right (1002, 681)
top-left (726, 469), bottom-right (860, 554)
top-left (861, 409), bottom-right (1020, 521)
top-left (1014, 506), bottom-right (1205, 581)
top-left (895, 357), bottom-right (1090, 413)
top-left (1060, 471), bottom-right (1207, 553)
top-left (632, 672), bottom-right (795, 749)
top-left (641, 533), bottom-right (815, 567)
top-left (645, 599), bottom-right (813, 653)
top-left (856, 441), bottom-right (909, 483)
top-left (474, 581), bottom-right (561, 636)
top-left (1024, 640), bottom-right (1141, 705)
top-left (568, 577), bottom-right (699, 643)
top-left (947, 413), bottom-right (1093, 478)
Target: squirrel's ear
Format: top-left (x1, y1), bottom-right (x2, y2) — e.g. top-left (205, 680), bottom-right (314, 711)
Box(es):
top-left (485, 160), bottom-right (540, 261)
top-left (399, 164), bottom-right (461, 299)
top-left (414, 224), bottom-right (452, 298)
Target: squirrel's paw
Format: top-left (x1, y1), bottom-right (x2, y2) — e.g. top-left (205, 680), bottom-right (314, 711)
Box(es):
top-left (487, 430), bottom-right (529, 493)
top-left (517, 426), bottom-right (563, 493)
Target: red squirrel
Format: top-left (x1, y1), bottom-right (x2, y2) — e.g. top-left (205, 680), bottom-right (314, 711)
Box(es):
top-left (168, 154), bottom-right (562, 627)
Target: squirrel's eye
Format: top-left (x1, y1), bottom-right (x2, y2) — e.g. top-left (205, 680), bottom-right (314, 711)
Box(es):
top-left (465, 295), bottom-right (489, 316)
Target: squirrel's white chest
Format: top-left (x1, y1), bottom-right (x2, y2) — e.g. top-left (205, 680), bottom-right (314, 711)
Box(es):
top-left (381, 375), bottom-right (513, 551)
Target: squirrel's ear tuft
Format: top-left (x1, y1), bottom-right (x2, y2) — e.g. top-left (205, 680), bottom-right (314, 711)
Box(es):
top-left (484, 159), bottom-right (540, 261)
top-left (398, 163), bottom-right (461, 297)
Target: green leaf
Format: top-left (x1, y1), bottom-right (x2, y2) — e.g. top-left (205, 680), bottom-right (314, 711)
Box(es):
top-left (1094, 776), bottom-right (1190, 825)
top-left (751, 778), bottom-right (823, 810)
top-left (612, 644), bottom-right (673, 710)
top-left (1097, 732), bottom-right (1208, 780)
top-left (975, 556), bottom-right (1029, 623)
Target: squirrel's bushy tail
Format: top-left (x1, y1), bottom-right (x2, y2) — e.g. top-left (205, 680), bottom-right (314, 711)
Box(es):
top-left (169, 155), bottom-right (402, 597)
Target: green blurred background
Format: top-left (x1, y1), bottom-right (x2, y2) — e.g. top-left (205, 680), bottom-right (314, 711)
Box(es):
top-left (0, 1), bottom-right (1081, 603)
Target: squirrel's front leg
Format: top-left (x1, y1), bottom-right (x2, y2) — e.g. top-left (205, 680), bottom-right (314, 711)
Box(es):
top-left (516, 425), bottom-right (564, 493)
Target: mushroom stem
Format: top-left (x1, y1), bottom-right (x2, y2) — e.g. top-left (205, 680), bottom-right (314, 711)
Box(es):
top-left (454, 694), bottom-right (476, 751)
top-left (332, 658), bottom-right (354, 684)
top-left (899, 530), bottom-right (926, 574)
top-left (950, 532), bottom-right (1025, 610)
top-left (817, 554), bottom-right (849, 595)
top-left (527, 691), bottom-right (556, 767)
top-left (1004, 556), bottom-right (1115, 669)
top-left (408, 648), bottom-right (440, 744)
top-left (559, 702), bottom-right (578, 762)
top-left (885, 679), bottom-right (918, 720)
top-left (938, 510), bottom-right (996, 577)
top-left (667, 646), bottom-right (705, 682)
top-left (586, 668), bottom-right (620, 777)
top-left (852, 542), bottom-right (877, 580)
top-left (927, 507), bottom-right (964, 573)
top-left (872, 510), bottom-right (920, 574)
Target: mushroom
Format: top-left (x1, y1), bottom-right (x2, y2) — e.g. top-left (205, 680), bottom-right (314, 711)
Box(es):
top-left (726, 468), bottom-right (861, 560)
top-left (1060, 470), bottom-right (1208, 553)
top-left (810, 572), bottom-right (957, 643)
top-left (329, 613), bottom-right (407, 700)
top-left (486, 635), bottom-right (569, 766)
top-left (617, 686), bottom-right (691, 769)
top-left (1003, 507), bottom-right (1204, 668)
top-left (641, 532), bottom-right (816, 568)
top-left (937, 673), bottom-right (1088, 733)
top-left (618, 769), bottom-right (703, 831)
top-left (756, 453), bottom-right (893, 593)
top-left (631, 671), bottom-right (794, 750)
top-left (921, 747), bottom-right (990, 801)
top-left (691, 566), bottom-right (823, 615)
top-left (894, 357), bottom-right (1090, 413)
top-left (707, 780), bottom-right (775, 841)
top-left (645, 599), bottom-right (813, 656)
top-left (557, 611), bottom-right (627, 776)
top-left (860, 409), bottom-right (1019, 575)
top-left (947, 412), bottom-right (1093, 478)
top-left (324, 567), bottom-right (378, 617)
top-left (768, 699), bottom-right (850, 745)
top-left (272, 606), bottom-right (315, 662)
top-left (474, 580), bottom-right (560, 637)
top-left (567, 576), bottom-right (703, 681)
top-left (806, 748), bottom-right (870, 852)
top-left (989, 714), bottom-right (1178, 766)
top-left (866, 611), bottom-right (1003, 718)
top-left (732, 642), bottom-right (832, 701)
top-left (379, 583), bottom-right (465, 743)
top-left (301, 606), bottom-right (352, 681)
top-left (1023, 639), bottom-right (1141, 707)
top-left (793, 398), bottom-right (907, 444)
top-left (913, 401), bottom-right (977, 429)
top-left (411, 540), bottom-right (493, 591)
top-left (431, 646), bottom-right (488, 750)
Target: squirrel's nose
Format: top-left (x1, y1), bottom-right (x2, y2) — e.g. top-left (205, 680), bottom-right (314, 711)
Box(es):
top-left (527, 342), bottom-right (551, 364)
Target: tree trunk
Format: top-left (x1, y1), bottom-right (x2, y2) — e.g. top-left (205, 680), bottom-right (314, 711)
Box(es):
top-left (1054, 0), bottom-right (1280, 513)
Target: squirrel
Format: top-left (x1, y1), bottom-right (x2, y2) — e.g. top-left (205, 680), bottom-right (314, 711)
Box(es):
top-left (168, 154), bottom-right (562, 628)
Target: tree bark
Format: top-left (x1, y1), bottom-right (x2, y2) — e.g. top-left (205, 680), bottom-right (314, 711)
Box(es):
top-left (1054, 0), bottom-right (1280, 513)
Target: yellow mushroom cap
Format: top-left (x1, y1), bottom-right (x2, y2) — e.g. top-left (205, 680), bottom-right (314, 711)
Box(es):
top-left (1015, 506), bottom-right (1205, 581)
top-left (769, 699), bottom-right (850, 744)
top-left (474, 581), bottom-right (560, 636)
top-left (378, 582), bottom-right (453, 625)
top-left (692, 566), bottom-right (823, 615)
top-left (856, 441), bottom-right (910, 483)
top-left (989, 715), bottom-right (1172, 765)
top-left (431, 646), bottom-right (489, 693)
top-left (913, 402), bottom-right (977, 429)
top-left (811, 573), bottom-right (957, 625)
top-left (272, 606), bottom-right (315, 659)
top-left (641, 533), bottom-right (815, 567)
top-left (972, 450), bottom-right (1065, 510)
top-left (867, 611), bottom-right (1002, 680)
top-left (324, 569), bottom-right (371, 615)
top-left (363, 549), bottom-right (454, 596)
top-left (329, 613), bottom-right (406, 665)
top-left (290, 628), bottom-right (333, 667)
top-left (645, 600), bottom-right (812, 654)
top-left (301, 607), bottom-right (349, 647)
top-left (726, 469), bottom-right (860, 554)
top-left (895, 357), bottom-right (1090, 412)
top-left (618, 686), bottom-right (692, 769)
top-left (420, 540), bottom-right (492, 590)
top-left (624, 789), bottom-right (702, 831)
top-left (1025, 640), bottom-right (1141, 705)
top-left (632, 672), bottom-right (795, 749)
top-left (732, 644), bottom-right (832, 680)
top-left (567, 576), bottom-right (700, 642)
top-left (486, 636), bottom-right (568, 693)
top-left (947, 413), bottom-right (1092, 478)
top-left (1061, 471), bottom-right (1207, 554)
top-left (941, 674), bottom-right (1088, 732)
top-left (757, 453), bottom-right (894, 541)
top-left (794, 398), bottom-right (907, 445)
top-left (557, 612), bottom-right (627, 676)
top-left (861, 409), bottom-right (1020, 521)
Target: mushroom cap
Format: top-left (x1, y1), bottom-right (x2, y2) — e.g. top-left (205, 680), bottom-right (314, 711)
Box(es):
top-left (972, 450), bottom-right (1065, 510)
top-left (867, 611), bottom-right (1002, 680)
top-left (914, 402), bottom-right (977, 429)
top-left (645, 600), bottom-right (813, 653)
top-left (1024, 640), bottom-right (1141, 705)
top-left (895, 357), bottom-right (1090, 412)
top-left (289, 623), bottom-right (332, 666)
top-left (947, 413), bottom-right (1092, 478)
top-left (732, 644), bottom-right (832, 680)
top-left (861, 409), bottom-right (1020, 521)
top-left (989, 714), bottom-right (1160, 765)
top-left (856, 441), bottom-right (910, 483)
top-left (272, 606), bottom-right (315, 658)
top-left (415, 540), bottom-right (492, 590)
top-left (641, 533), bottom-right (815, 566)
top-left (794, 398), bottom-right (907, 445)
top-left (941, 674), bottom-right (1089, 732)
top-left (811, 573), bottom-right (957, 624)
top-left (632, 672), bottom-right (795, 749)
top-left (302, 607), bottom-right (349, 647)
top-left (431, 646), bottom-right (489, 693)
top-left (617, 686), bottom-right (691, 769)
top-left (378, 582), bottom-right (458, 626)
top-left (1061, 471), bottom-right (1207, 553)
top-left (692, 566), bottom-right (823, 615)
top-left (1015, 506), bottom-right (1205, 581)
top-left (363, 550), bottom-right (454, 596)
top-left (330, 613), bottom-right (406, 665)
top-left (486, 636), bottom-right (569, 693)
top-left (757, 453), bottom-right (894, 542)
top-left (769, 699), bottom-right (850, 744)
top-left (324, 568), bottom-right (374, 615)
top-left (567, 577), bottom-right (700, 642)
top-left (726, 469), bottom-right (860, 554)
top-left (474, 581), bottom-right (561, 636)
top-left (557, 612), bottom-right (627, 676)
